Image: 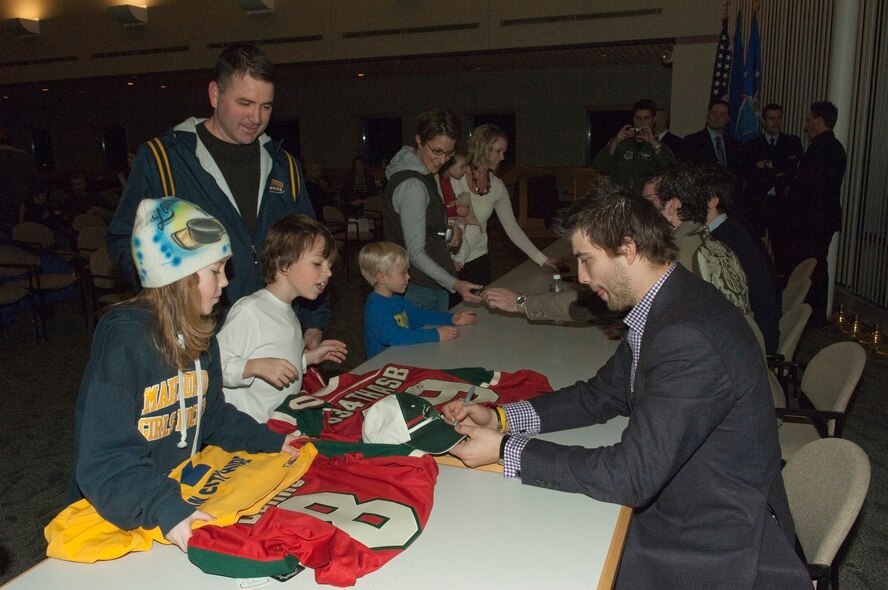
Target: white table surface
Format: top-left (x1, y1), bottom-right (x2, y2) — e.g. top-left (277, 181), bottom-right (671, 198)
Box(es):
top-left (5, 240), bottom-right (629, 590)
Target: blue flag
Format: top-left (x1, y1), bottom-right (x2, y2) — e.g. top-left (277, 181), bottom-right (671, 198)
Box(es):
top-left (728, 11), bottom-right (745, 137)
top-left (737, 10), bottom-right (761, 142)
top-left (710, 18), bottom-right (732, 102)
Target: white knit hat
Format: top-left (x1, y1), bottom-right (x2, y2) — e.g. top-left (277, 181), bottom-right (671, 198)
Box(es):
top-left (131, 197), bottom-right (231, 288)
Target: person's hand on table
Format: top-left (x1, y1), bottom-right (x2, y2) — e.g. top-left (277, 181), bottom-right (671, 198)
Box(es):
top-left (451, 423), bottom-right (504, 467)
top-left (437, 326), bottom-right (459, 341)
top-left (441, 400), bottom-right (497, 429)
top-left (454, 279), bottom-right (483, 303)
top-left (166, 510), bottom-right (214, 552)
top-left (481, 287), bottom-right (520, 313)
top-left (452, 310), bottom-right (477, 326)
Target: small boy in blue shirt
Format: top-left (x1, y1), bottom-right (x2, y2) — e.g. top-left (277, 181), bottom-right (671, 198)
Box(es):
top-left (359, 241), bottom-right (477, 358)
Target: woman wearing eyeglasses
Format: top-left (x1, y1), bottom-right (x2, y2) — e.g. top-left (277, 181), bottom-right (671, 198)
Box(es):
top-left (451, 124), bottom-right (560, 286)
top-left (383, 109), bottom-right (483, 313)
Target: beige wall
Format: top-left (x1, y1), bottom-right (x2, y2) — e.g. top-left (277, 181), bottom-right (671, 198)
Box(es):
top-left (1, 1), bottom-right (723, 83)
top-left (1, 1), bottom-right (726, 172)
top-left (1, 62), bottom-right (673, 172)
top-left (669, 38), bottom-right (719, 136)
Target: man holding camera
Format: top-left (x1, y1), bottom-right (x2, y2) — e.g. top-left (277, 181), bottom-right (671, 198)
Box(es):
top-left (593, 98), bottom-right (676, 191)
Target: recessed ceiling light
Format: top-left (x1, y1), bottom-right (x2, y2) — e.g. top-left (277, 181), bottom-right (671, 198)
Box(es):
top-left (160, 84), bottom-right (167, 89)
top-left (357, 73), bottom-right (365, 77)
top-left (41, 87), bottom-right (49, 92)
top-left (127, 81), bottom-right (134, 86)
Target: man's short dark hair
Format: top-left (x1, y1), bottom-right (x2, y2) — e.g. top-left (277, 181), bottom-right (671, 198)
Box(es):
top-left (556, 179), bottom-right (677, 265)
top-left (644, 163), bottom-right (711, 224)
top-left (762, 103), bottom-right (783, 118)
top-left (809, 101), bottom-right (838, 129)
top-left (215, 44), bottom-right (275, 90)
top-left (414, 110), bottom-right (462, 145)
top-left (708, 99), bottom-right (730, 111)
top-left (698, 165), bottom-right (735, 213)
top-left (633, 98), bottom-right (657, 116)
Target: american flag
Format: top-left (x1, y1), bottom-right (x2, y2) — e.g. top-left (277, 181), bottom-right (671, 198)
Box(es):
top-left (710, 18), bottom-right (732, 101)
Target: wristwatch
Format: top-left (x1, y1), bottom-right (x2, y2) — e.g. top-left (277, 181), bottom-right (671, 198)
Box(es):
top-left (516, 294), bottom-right (527, 314)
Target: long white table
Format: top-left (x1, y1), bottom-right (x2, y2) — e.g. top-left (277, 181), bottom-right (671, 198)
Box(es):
top-left (4, 240), bottom-right (629, 590)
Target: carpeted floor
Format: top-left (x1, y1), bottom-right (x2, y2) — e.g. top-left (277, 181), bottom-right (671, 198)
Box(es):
top-left (0, 224), bottom-right (885, 587)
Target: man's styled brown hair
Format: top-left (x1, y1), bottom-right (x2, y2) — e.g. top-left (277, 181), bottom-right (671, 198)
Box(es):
top-left (556, 178), bottom-right (677, 264)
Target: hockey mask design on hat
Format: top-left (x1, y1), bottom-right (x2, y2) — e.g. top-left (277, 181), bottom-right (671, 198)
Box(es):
top-left (362, 392), bottom-right (466, 455)
top-left (132, 197), bottom-right (231, 288)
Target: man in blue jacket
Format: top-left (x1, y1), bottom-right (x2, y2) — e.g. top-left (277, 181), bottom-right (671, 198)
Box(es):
top-left (107, 44), bottom-right (329, 345)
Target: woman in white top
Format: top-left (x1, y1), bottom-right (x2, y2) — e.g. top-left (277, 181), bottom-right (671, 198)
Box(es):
top-left (451, 124), bottom-right (560, 285)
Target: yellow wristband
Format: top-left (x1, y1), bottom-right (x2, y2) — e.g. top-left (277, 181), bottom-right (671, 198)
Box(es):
top-left (496, 406), bottom-right (508, 433)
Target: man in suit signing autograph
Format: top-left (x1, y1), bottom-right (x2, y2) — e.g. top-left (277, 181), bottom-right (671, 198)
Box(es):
top-left (444, 186), bottom-right (809, 589)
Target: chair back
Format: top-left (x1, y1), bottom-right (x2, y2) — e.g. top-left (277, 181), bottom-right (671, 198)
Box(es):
top-left (77, 225), bottom-right (108, 258)
top-left (777, 303), bottom-right (812, 361)
top-left (0, 245), bottom-right (40, 270)
top-left (364, 196), bottom-right (385, 214)
top-left (768, 370), bottom-right (787, 409)
top-left (322, 206), bottom-right (346, 223)
top-left (783, 438), bottom-right (870, 569)
top-left (743, 313), bottom-right (766, 357)
top-left (13, 222), bottom-right (55, 249)
top-left (788, 257), bottom-right (817, 283)
top-left (89, 247), bottom-right (119, 290)
top-left (72, 213), bottom-right (106, 232)
top-left (801, 342), bottom-right (866, 432)
top-left (782, 278), bottom-right (812, 314)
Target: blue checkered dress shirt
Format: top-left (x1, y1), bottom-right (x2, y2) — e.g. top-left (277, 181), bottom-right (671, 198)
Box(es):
top-left (501, 263), bottom-right (677, 479)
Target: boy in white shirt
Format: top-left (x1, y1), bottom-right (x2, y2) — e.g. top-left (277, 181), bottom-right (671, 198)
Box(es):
top-left (217, 215), bottom-right (347, 422)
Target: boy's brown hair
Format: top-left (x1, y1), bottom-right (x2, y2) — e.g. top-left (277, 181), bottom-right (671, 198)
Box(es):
top-left (262, 214), bottom-right (336, 285)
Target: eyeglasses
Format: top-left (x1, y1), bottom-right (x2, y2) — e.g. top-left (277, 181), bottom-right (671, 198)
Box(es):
top-left (424, 143), bottom-right (456, 159)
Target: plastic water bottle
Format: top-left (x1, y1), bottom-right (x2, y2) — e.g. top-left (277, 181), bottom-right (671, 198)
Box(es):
top-left (549, 273), bottom-right (565, 293)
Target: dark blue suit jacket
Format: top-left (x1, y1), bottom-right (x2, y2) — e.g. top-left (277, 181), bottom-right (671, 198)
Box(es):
top-left (742, 133), bottom-right (804, 234)
top-left (712, 216), bottom-right (782, 354)
top-left (684, 128), bottom-right (743, 179)
top-left (519, 265), bottom-right (809, 589)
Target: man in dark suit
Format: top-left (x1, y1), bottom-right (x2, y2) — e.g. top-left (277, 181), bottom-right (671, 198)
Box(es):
top-left (684, 100), bottom-right (743, 178)
top-left (787, 101), bottom-right (847, 323)
top-left (654, 109), bottom-right (685, 160)
top-left (445, 188), bottom-right (809, 589)
top-left (702, 166), bottom-right (783, 354)
top-left (742, 103), bottom-right (804, 239)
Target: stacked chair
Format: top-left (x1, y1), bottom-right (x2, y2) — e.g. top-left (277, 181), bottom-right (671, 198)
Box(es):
top-left (775, 341), bottom-right (867, 461)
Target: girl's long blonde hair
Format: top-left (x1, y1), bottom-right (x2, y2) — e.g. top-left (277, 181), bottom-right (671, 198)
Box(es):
top-left (134, 272), bottom-right (216, 369)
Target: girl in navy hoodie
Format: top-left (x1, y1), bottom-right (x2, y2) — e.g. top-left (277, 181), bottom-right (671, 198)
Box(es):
top-left (68, 197), bottom-right (296, 551)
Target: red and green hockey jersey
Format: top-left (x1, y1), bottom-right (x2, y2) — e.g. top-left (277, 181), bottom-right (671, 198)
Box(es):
top-left (267, 363), bottom-right (553, 442)
top-left (188, 453), bottom-right (438, 586)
